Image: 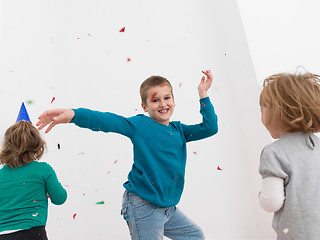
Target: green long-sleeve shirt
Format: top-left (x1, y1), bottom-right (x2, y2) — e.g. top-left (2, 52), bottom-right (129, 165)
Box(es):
top-left (0, 161), bottom-right (67, 232)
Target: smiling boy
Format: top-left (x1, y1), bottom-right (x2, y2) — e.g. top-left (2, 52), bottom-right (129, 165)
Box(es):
top-left (37, 70), bottom-right (218, 240)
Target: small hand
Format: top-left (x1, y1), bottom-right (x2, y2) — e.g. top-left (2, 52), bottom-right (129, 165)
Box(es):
top-left (198, 69), bottom-right (213, 98)
top-left (36, 109), bottom-right (75, 133)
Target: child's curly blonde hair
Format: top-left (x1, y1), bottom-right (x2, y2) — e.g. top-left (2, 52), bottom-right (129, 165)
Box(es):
top-left (259, 72), bottom-right (320, 133)
top-left (0, 121), bottom-right (46, 168)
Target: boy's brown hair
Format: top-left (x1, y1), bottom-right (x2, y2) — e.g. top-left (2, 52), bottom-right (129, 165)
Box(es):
top-left (140, 76), bottom-right (174, 105)
top-left (0, 121), bottom-right (46, 168)
top-left (259, 72), bottom-right (320, 133)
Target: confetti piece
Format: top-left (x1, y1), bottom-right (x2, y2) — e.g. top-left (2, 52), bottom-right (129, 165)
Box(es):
top-left (107, 171), bottom-right (111, 174)
top-left (26, 100), bottom-right (33, 104)
top-left (73, 213), bottom-right (77, 220)
top-left (202, 102), bottom-right (206, 106)
top-left (151, 92), bottom-right (157, 102)
top-left (96, 201), bottom-right (105, 205)
top-left (32, 213), bottom-right (38, 217)
top-left (135, 109), bottom-right (138, 111)
top-left (77, 37), bottom-right (79, 40)
top-left (179, 82), bottom-right (182, 88)
top-left (33, 200), bottom-right (37, 203)
top-left (114, 160), bottom-right (118, 164)
top-left (193, 151), bottom-right (197, 155)
top-left (283, 228), bottom-right (289, 234)
top-left (170, 133), bottom-right (172, 136)
top-left (83, 193), bottom-right (86, 196)
top-left (51, 97), bottom-right (55, 103)
top-left (47, 194), bottom-right (50, 198)
top-left (127, 58), bottom-right (131, 62)
top-left (217, 166), bottom-right (223, 171)
top-left (57, 143), bottom-right (60, 149)
top-left (119, 27), bottom-right (125, 32)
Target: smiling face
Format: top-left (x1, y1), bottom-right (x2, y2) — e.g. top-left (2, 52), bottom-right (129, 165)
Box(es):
top-left (141, 85), bottom-right (175, 126)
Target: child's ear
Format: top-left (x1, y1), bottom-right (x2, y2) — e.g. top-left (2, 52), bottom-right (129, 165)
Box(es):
top-left (141, 103), bottom-right (148, 112)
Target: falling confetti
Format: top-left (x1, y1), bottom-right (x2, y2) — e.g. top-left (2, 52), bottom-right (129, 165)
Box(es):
top-left (202, 102), bottom-right (206, 106)
top-left (107, 171), bottom-right (111, 174)
top-left (96, 201), bottom-right (105, 205)
top-left (217, 166), bottom-right (223, 171)
top-left (193, 151), bottom-right (197, 155)
top-left (33, 200), bottom-right (37, 203)
top-left (114, 160), bottom-right (118, 164)
top-left (26, 100), bottom-right (34, 104)
top-left (57, 143), bottom-right (60, 150)
top-left (179, 82), bottom-right (182, 88)
top-left (32, 213), bottom-right (38, 217)
top-left (73, 213), bottom-right (77, 220)
top-left (119, 27), bottom-right (125, 32)
top-left (127, 58), bottom-right (131, 62)
top-left (51, 97), bottom-right (55, 103)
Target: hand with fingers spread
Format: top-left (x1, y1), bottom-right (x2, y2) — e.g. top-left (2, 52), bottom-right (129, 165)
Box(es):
top-left (36, 109), bottom-right (75, 133)
top-left (198, 69), bottom-right (213, 99)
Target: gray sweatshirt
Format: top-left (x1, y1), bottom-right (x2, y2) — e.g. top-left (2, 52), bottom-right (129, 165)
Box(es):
top-left (259, 132), bottom-right (320, 240)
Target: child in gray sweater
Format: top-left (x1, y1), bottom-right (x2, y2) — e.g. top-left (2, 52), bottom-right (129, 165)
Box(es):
top-left (258, 71), bottom-right (320, 240)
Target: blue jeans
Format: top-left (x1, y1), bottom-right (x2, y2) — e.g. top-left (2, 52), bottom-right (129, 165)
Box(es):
top-left (121, 190), bottom-right (205, 240)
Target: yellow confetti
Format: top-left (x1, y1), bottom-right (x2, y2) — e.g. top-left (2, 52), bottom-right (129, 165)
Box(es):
top-left (283, 228), bottom-right (289, 234)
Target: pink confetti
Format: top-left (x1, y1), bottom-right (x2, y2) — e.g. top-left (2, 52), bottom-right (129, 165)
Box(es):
top-left (179, 82), bottom-right (182, 88)
top-left (51, 97), bottom-right (55, 103)
top-left (114, 160), bottom-right (118, 164)
top-left (217, 166), bottom-right (223, 171)
top-left (107, 171), bottom-right (111, 174)
top-left (202, 102), bottom-right (206, 106)
top-left (119, 27), bottom-right (125, 32)
top-left (73, 213), bottom-right (77, 220)
top-left (193, 151), bottom-right (197, 155)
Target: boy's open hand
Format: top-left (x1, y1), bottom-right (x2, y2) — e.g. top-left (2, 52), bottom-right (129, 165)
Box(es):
top-left (36, 109), bottom-right (75, 133)
top-left (198, 70), bottom-right (213, 98)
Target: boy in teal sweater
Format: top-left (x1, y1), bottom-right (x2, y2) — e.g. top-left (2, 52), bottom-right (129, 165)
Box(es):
top-left (37, 70), bottom-right (218, 239)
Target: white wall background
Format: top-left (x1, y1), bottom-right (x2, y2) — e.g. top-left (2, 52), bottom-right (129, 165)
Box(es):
top-left (1, 0), bottom-right (319, 239)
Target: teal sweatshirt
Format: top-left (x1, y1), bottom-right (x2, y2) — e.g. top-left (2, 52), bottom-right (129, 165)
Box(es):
top-left (71, 97), bottom-right (218, 207)
top-left (0, 161), bottom-right (67, 232)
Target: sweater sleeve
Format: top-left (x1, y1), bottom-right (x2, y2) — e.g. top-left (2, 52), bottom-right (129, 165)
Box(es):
top-left (259, 176), bottom-right (285, 212)
top-left (44, 164), bottom-right (67, 205)
top-left (182, 97), bottom-right (218, 142)
top-left (71, 108), bottom-right (135, 138)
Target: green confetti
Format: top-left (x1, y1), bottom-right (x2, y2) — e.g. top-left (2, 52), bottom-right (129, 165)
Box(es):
top-left (96, 201), bottom-right (104, 205)
top-left (26, 100), bottom-right (34, 104)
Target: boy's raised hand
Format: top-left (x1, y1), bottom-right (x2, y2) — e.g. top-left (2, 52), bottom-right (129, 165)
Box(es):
top-left (36, 109), bottom-right (75, 133)
top-left (198, 69), bottom-right (213, 99)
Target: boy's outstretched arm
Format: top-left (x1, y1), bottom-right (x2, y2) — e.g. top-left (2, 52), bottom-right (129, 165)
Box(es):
top-left (36, 109), bottom-right (75, 133)
top-left (198, 69), bottom-right (213, 99)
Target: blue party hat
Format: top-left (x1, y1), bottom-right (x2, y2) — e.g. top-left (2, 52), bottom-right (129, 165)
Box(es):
top-left (16, 102), bottom-right (31, 123)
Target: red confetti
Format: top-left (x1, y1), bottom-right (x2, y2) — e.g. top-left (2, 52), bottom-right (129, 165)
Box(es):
top-left (217, 166), bottom-right (223, 171)
top-left (33, 200), bottom-right (37, 203)
top-left (73, 213), bottom-right (77, 220)
top-left (193, 151), bottom-right (197, 155)
top-left (114, 160), bottom-right (118, 164)
top-left (51, 97), bottom-right (55, 103)
top-left (127, 58), bottom-right (131, 62)
top-left (202, 102), bottom-right (206, 106)
top-left (83, 193), bottom-right (86, 196)
top-left (151, 92), bottom-right (157, 102)
top-left (119, 27), bottom-right (125, 32)
top-left (107, 171), bottom-right (111, 174)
